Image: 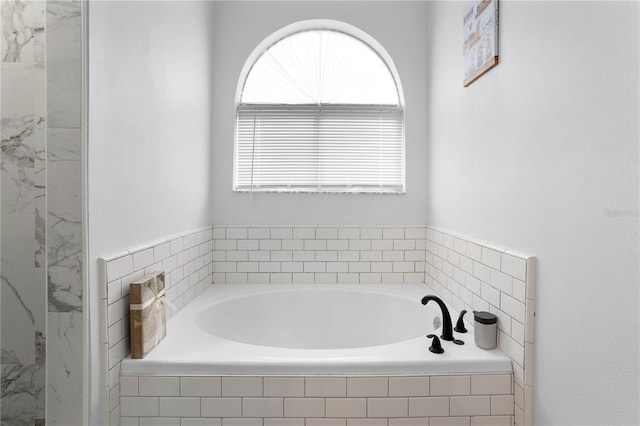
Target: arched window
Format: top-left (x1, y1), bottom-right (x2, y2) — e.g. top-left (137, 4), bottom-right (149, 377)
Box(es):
top-left (234, 20), bottom-right (405, 193)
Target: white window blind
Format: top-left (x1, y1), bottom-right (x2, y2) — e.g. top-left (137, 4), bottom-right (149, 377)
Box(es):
top-left (235, 105), bottom-right (404, 193)
top-left (234, 25), bottom-right (405, 194)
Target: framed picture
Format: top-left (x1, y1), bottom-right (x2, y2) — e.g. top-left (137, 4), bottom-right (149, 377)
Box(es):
top-left (463, 0), bottom-right (499, 87)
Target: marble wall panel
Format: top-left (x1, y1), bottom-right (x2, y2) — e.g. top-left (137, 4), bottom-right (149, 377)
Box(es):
top-left (47, 153), bottom-right (82, 312)
top-left (1, 3), bottom-right (47, 424)
top-left (46, 312), bottom-right (83, 426)
top-left (46, 0), bottom-right (82, 315)
top-left (45, 1), bottom-right (81, 59)
top-left (0, 362), bottom-right (35, 426)
top-left (1, 218), bottom-right (37, 426)
top-left (1, 0), bottom-right (45, 64)
top-left (47, 127), bottom-right (81, 162)
top-left (33, 68), bottom-right (47, 270)
top-left (45, 0), bottom-right (84, 425)
top-left (1, 65), bottom-right (36, 216)
top-left (1, 215), bottom-right (37, 365)
top-left (47, 128), bottom-right (82, 312)
top-left (0, 119), bottom-right (41, 424)
top-left (2, 0), bottom-right (84, 424)
top-left (46, 0), bottom-right (82, 129)
top-left (34, 266), bottom-right (47, 421)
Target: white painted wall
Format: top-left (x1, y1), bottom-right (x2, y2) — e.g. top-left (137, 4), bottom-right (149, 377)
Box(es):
top-left (210, 1), bottom-right (430, 225)
top-left (88, 1), bottom-right (214, 254)
top-left (87, 1), bottom-right (214, 423)
top-left (426, 1), bottom-right (639, 424)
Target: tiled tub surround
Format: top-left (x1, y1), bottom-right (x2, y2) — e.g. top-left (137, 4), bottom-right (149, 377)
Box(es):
top-left (424, 227), bottom-right (535, 426)
top-left (100, 224), bottom-right (534, 425)
top-left (211, 225), bottom-right (427, 284)
top-left (119, 373), bottom-right (514, 426)
top-left (99, 227), bottom-right (214, 425)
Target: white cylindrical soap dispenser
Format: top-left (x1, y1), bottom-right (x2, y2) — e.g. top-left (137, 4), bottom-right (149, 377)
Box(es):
top-left (473, 311), bottom-right (497, 349)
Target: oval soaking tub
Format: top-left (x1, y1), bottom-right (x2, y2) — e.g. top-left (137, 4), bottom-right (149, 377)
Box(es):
top-left (197, 287), bottom-right (435, 349)
top-left (121, 283), bottom-right (512, 376)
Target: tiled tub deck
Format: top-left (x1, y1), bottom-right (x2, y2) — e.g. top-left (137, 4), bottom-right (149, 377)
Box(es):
top-left (119, 373), bottom-right (514, 426)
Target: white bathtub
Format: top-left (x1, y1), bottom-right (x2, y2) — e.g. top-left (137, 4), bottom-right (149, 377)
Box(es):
top-left (121, 283), bottom-right (512, 376)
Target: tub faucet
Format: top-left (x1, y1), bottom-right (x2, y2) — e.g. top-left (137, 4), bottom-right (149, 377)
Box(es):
top-left (421, 295), bottom-right (454, 341)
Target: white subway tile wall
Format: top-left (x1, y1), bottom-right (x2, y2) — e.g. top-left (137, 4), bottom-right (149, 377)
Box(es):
top-left (100, 227), bottom-right (214, 426)
top-left (425, 227), bottom-right (535, 426)
top-left (211, 226), bottom-right (427, 284)
top-left (101, 225), bottom-right (535, 426)
top-left (120, 374), bottom-right (513, 425)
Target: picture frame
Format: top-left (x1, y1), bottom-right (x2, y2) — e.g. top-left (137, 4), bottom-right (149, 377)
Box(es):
top-left (463, 0), bottom-right (499, 87)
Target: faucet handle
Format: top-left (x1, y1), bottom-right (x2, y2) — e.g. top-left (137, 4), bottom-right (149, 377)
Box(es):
top-left (426, 334), bottom-right (444, 354)
top-left (454, 310), bottom-right (468, 333)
